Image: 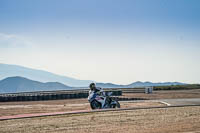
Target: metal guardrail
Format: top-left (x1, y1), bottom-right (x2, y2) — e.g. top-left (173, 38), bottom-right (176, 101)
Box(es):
top-left (0, 90), bottom-right (122, 102)
top-left (0, 87), bottom-right (149, 102)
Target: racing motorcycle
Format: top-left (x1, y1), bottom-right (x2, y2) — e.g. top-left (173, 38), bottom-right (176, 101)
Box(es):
top-left (88, 91), bottom-right (120, 109)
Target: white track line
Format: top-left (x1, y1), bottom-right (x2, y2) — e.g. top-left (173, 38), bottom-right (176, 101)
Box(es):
top-left (160, 101), bottom-right (171, 106)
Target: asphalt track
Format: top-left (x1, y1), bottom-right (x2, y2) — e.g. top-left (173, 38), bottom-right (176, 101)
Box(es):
top-left (1, 98), bottom-right (200, 121)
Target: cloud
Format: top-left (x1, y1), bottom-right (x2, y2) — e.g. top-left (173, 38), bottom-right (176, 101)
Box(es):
top-left (0, 33), bottom-right (32, 48)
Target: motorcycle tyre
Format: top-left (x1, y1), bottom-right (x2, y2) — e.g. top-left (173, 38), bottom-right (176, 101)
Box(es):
top-left (90, 100), bottom-right (101, 110)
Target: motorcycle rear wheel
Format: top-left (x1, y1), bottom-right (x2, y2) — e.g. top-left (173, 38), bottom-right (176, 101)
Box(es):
top-left (115, 101), bottom-right (120, 108)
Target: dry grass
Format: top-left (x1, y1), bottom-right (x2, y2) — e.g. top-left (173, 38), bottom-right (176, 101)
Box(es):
top-left (0, 99), bottom-right (89, 116)
top-left (0, 99), bottom-right (164, 116)
top-left (0, 106), bottom-right (200, 133)
top-left (122, 89), bottom-right (200, 100)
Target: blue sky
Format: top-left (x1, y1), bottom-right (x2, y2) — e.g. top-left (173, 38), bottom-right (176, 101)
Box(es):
top-left (0, 0), bottom-right (200, 84)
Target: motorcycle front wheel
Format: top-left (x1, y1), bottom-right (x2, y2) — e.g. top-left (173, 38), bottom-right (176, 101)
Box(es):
top-left (111, 100), bottom-right (120, 108)
top-left (90, 100), bottom-right (101, 109)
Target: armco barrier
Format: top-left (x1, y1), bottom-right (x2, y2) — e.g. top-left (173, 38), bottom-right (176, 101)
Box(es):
top-left (0, 90), bottom-right (122, 102)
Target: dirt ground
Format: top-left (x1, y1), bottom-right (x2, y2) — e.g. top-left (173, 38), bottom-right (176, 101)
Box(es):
top-left (0, 99), bottom-right (88, 116)
top-left (0, 106), bottom-right (200, 133)
top-left (122, 89), bottom-right (200, 100)
top-left (0, 89), bottom-right (200, 117)
top-left (0, 99), bottom-right (164, 117)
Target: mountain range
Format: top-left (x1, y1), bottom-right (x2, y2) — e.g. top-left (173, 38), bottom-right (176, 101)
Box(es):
top-left (0, 63), bottom-right (186, 93)
top-left (0, 63), bottom-right (93, 87)
top-left (0, 76), bottom-right (185, 93)
top-left (0, 76), bottom-right (73, 93)
top-left (96, 81), bottom-right (185, 88)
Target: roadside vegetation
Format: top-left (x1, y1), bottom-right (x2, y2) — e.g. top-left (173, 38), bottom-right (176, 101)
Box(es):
top-left (154, 84), bottom-right (200, 90)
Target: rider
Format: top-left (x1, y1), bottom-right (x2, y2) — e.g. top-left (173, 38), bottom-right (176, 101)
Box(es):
top-left (89, 83), bottom-right (106, 97)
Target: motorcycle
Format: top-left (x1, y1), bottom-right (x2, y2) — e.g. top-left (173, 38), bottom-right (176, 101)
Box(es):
top-left (88, 91), bottom-right (120, 109)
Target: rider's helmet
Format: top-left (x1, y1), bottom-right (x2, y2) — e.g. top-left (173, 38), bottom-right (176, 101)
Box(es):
top-left (89, 83), bottom-right (96, 91)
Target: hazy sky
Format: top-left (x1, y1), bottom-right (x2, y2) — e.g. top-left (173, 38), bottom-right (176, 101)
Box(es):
top-left (0, 0), bottom-right (200, 84)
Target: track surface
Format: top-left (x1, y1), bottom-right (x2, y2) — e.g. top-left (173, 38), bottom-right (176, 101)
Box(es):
top-left (1, 98), bottom-right (200, 121)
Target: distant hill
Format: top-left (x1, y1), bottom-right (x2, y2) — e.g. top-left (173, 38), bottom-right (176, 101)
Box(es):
top-left (96, 83), bottom-right (123, 88)
top-left (0, 63), bottom-right (187, 92)
top-left (0, 63), bottom-right (93, 87)
top-left (0, 76), bottom-right (73, 93)
top-left (126, 81), bottom-right (186, 88)
top-left (97, 81), bottom-right (186, 88)
top-left (0, 76), bottom-right (186, 93)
